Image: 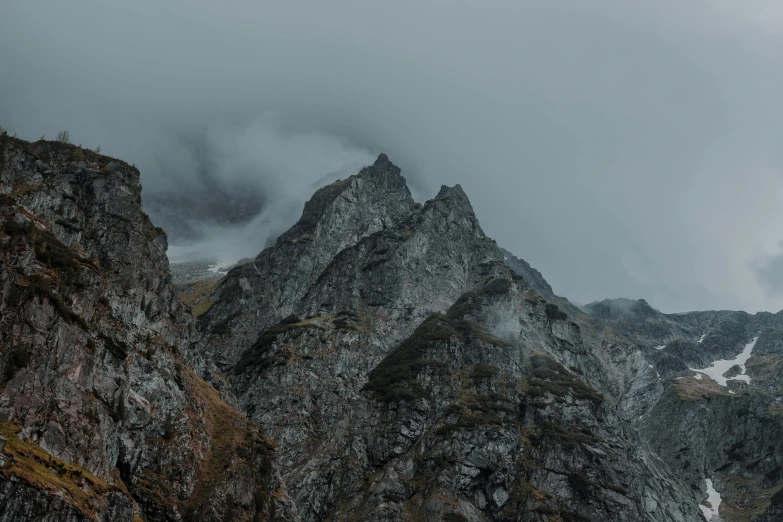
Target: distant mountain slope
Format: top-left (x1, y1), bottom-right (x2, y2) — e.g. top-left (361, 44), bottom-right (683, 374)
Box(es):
top-left (582, 297), bottom-right (783, 520)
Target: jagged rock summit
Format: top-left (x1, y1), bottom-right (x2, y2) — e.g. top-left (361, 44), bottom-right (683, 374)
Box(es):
top-left (583, 298), bottom-right (659, 320)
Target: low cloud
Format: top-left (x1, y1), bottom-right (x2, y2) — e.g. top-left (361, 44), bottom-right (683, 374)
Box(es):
top-left (4, 0), bottom-right (783, 313)
top-left (752, 245), bottom-right (783, 298)
top-left (152, 117), bottom-right (375, 264)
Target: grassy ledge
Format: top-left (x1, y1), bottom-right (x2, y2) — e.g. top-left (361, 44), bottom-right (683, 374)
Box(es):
top-left (0, 420), bottom-right (123, 520)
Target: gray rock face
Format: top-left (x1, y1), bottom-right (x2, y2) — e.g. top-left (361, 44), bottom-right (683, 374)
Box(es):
top-left (0, 135), bottom-right (291, 521)
top-left (349, 278), bottom-right (699, 522)
top-left (196, 154), bottom-right (703, 521)
top-left (582, 298), bottom-right (783, 520)
top-left (225, 182), bottom-right (510, 520)
top-left (499, 247), bottom-right (555, 302)
top-left (0, 478), bottom-right (125, 522)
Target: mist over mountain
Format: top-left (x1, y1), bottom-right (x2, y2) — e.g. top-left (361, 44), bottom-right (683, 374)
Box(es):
top-left (142, 118), bottom-right (375, 265)
top-left (5, 1), bottom-right (783, 312)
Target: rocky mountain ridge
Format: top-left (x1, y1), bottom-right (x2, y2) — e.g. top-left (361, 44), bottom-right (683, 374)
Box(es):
top-left (194, 154), bottom-right (704, 521)
top-left (0, 132), bottom-right (780, 521)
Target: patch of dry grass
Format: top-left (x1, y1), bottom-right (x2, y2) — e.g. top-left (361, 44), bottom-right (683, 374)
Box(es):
top-left (719, 473), bottom-right (780, 522)
top-left (672, 375), bottom-right (734, 401)
top-left (180, 366), bottom-right (274, 519)
top-left (0, 420), bottom-right (123, 520)
top-left (173, 279), bottom-right (218, 317)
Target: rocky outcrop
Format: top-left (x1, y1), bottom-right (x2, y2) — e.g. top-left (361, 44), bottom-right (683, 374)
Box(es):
top-left (0, 134), bottom-right (291, 521)
top-left (350, 276), bottom-right (699, 521)
top-left (499, 248), bottom-right (554, 302)
top-left (224, 180), bottom-right (508, 520)
top-left (196, 154), bottom-right (702, 521)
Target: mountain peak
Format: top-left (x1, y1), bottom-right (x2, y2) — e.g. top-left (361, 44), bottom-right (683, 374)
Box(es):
top-left (277, 155), bottom-right (414, 245)
top-left (358, 152), bottom-right (402, 179)
top-left (436, 183), bottom-right (467, 199)
top-left (372, 152), bottom-right (394, 168)
top-left (434, 184), bottom-right (474, 211)
top-left (4, 131), bottom-right (725, 522)
top-left (584, 297), bottom-right (658, 320)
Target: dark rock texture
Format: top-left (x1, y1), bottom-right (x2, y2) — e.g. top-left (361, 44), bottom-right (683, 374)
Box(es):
top-left (196, 153), bottom-right (419, 371)
top-left (0, 134), bottom-right (292, 521)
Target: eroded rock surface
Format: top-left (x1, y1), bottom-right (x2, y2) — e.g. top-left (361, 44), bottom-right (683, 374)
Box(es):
top-left (0, 135), bottom-right (292, 521)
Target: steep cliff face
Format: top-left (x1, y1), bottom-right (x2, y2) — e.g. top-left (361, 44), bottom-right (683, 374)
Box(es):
top-left (583, 298), bottom-right (783, 521)
top-left (225, 182), bottom-right (508, 520)
top-left (196, 154), bottom-right (702, 521)
top-left (0, 134), bottom-right (291, 522)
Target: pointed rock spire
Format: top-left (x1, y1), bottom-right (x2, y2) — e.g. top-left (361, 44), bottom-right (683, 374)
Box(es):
top-left (372, 153), bottom-right (394, 168)
top-left (279, 154), bottom-right (414, 244)
top-left (435, 184), bottom-right (472, 207)
top-left (431, 184), bottom-right (478, 220)
top-left (357, 153), bottom-right (405, 188)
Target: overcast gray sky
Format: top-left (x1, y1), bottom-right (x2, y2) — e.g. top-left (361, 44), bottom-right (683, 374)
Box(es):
top-left (3, 1), bottom-right (783, 313)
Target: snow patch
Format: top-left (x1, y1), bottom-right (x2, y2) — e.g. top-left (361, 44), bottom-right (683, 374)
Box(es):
top-left (697, 333), bottom-right (707, 344)
top-left (699, 478), bottom-right (722, 521)
top-left (654, 344), bottom-right (666, 350)
top-left (689, 336), bottom-right (759, 387)
top-left (694, 373), bottom-right (702, 381)
top-left (648, 364), bottom-right (654, 368)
